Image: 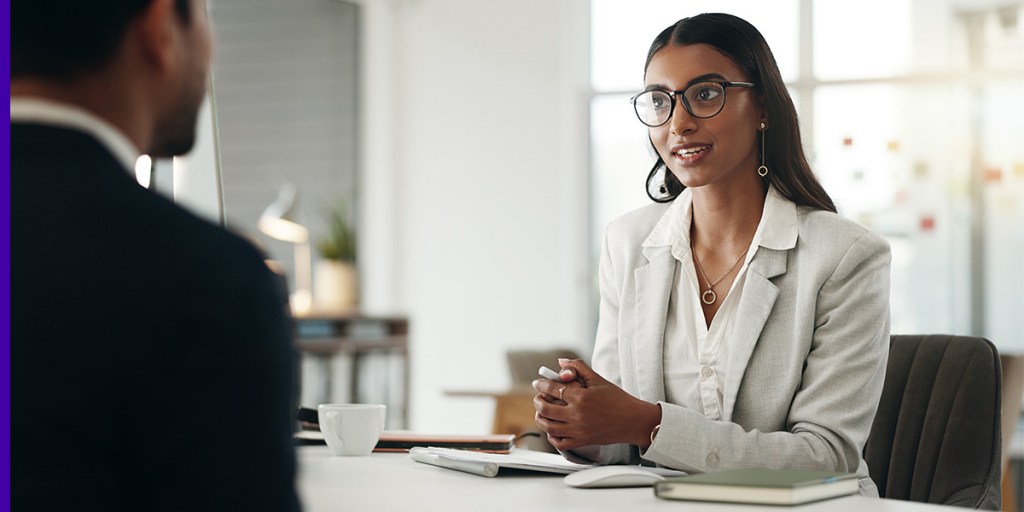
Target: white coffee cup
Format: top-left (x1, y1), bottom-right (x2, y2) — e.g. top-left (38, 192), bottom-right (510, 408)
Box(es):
top-left (318, 404), bottom-right (386, 456)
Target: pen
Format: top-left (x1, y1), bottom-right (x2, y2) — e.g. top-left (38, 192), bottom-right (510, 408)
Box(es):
top-left (409, 448), bottom-right (500, 477)
top-left (538, 365), bottom-right (561, 380)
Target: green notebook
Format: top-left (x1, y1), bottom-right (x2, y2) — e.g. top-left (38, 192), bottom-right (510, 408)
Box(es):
top-left (653, 469), bottom-right (859, 505)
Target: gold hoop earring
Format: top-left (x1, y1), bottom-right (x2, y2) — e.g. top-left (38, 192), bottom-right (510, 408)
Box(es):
top-left (757, 122), bottom-right (769, 177)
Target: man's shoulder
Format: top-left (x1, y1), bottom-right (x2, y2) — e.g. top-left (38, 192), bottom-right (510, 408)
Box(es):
top-left (12, 122), bottom-right (114, 162)
top-left (145, 197), bottom-right (270, 281)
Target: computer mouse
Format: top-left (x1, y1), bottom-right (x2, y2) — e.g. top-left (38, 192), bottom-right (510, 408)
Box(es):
top-left (564, 465), bottom-right (685, 488)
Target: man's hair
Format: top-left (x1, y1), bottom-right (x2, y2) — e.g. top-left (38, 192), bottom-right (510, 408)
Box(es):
top-left (12, 0), bottom-right (191, 80)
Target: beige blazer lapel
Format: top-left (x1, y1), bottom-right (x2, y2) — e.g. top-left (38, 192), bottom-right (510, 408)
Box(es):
top-left (633, 245), bottom-right (676, 403)
top-left (721, 248), bottom-right (788, 421)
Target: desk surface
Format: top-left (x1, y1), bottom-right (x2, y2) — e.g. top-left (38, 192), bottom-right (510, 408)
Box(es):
top-left (296, 446), bottom-right (956, 512)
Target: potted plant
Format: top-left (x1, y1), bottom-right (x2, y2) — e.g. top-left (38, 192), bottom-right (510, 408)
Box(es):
top-left (313, 202), bottom-right (358, 312)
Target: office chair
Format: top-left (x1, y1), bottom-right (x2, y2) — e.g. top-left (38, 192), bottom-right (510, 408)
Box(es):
top-left (864, 334), bottom-right (1002, 509)
top-left (506, 348), bottom-right (582, 388)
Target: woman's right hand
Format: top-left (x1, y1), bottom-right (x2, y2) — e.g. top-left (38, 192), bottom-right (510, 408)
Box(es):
top-left (532, 359), bottom-right (660, 451)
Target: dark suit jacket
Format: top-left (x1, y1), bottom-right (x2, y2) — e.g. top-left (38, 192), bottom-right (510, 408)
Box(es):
top-left (12, 124), bottom-right (301, 511)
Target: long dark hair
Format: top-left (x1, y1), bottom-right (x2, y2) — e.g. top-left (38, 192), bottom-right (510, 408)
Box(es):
top-left (642, 13), bottom-right (835, 213)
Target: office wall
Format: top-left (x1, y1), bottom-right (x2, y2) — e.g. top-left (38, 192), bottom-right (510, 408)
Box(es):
top-left (209, 0), bottom-right (360, 284)
top-left (355, 0), bottom-right (592, 433)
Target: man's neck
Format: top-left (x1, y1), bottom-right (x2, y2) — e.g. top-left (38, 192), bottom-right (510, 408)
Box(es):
top-left (12, 75), bottom-right (152, 153)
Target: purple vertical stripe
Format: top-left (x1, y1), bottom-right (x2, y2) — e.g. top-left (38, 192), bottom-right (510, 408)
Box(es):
top-left (2, 0), bottom-right (14, 508)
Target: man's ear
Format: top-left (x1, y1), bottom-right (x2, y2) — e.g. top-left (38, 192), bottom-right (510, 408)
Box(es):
top-left (134, 0), bottom-right (180, 73)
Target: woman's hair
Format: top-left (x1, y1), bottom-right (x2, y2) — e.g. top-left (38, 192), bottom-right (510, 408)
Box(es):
top-left (642, 13), bottom-right (836, 213)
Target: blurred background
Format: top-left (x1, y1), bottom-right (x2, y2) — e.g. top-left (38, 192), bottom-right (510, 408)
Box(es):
top-left (157, 0), bottom-right (1022, 474)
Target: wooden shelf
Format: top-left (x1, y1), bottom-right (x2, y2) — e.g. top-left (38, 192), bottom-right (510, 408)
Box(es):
top-left (293, 314), bottom-right (409, 429)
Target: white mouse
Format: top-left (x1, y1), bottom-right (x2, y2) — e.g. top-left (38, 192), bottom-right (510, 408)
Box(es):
top-left (564, 465), bottom-right (685, 488)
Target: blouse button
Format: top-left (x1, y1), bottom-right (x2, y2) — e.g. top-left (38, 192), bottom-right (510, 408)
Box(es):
top-left (701, 366), bottom-right (714, 379)
top-left (706, 451), bottom-right (720, 467)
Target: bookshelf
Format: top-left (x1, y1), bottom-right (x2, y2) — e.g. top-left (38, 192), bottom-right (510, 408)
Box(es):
top-left (294, 314), bottom-right (409, 429)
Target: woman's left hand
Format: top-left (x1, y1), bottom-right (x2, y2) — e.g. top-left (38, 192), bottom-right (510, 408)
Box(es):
top-left (532, 359), bottom-right (660, 451)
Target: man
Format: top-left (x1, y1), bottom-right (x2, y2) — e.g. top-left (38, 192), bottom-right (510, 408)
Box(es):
top-left (11, 1), bottom-right (301, 510)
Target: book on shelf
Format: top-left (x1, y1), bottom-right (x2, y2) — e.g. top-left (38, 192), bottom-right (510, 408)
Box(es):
top-left (653, 469), bottom-right (859, 506)
top-left (294, 317), bottom-right (400, 339)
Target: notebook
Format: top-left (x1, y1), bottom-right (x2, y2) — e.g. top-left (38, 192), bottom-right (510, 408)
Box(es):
top-left (294, 431), bottom-right (516, 453)
top-left (653, 469), bottom-right (859, 505)
top-left (375, 432), bottom-right (516, 453)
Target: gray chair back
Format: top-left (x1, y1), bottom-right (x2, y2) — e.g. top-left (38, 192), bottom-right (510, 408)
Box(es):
top-left (865, 334), bottom-right (1002, 509)
top-left (506, 349), bottom-right (581, 388)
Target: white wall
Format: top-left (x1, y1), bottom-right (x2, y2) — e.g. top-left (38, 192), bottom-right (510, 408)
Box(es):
top-left (355, 0), bottom-right (593, 433)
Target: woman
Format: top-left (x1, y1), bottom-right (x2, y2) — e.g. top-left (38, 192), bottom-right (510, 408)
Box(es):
top-left (533, 13), bottom-right (890, 496)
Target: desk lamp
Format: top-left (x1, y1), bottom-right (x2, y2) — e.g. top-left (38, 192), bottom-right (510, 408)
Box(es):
top-left (258, 183), bottom-right (313, 315)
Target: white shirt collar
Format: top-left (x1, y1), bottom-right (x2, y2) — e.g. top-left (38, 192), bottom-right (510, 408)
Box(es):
top-left (10, 96), bottom-right (141, 172)
top-left (642, 184), bottom-right (799, 255)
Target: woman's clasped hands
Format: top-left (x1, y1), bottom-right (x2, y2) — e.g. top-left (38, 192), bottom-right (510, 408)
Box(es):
top-left (532, 359), bottom-right (661, 451)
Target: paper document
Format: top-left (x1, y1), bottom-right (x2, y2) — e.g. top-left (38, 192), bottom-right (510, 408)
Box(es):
top-left (409, 446), bottom-right (593, 477)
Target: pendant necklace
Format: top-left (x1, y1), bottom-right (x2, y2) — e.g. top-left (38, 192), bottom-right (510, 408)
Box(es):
top-left (691, 238), bottom-right (748, 305)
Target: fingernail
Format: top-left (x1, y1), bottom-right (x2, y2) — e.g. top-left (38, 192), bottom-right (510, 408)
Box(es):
top-left (558, 358), bottom-right (570, 364)
top-left (559, 369), bottom-right (573, 377)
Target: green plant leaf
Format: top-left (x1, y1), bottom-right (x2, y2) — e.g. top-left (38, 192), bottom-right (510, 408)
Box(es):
top-left (316, 202), bottom-right (356, 262)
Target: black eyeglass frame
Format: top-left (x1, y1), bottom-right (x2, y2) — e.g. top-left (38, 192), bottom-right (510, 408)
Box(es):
top-left (629, 81), bottom-right (756, 127)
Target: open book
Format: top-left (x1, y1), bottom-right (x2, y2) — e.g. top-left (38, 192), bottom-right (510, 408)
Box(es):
top-left (409, 447), bottom-right (592, 477)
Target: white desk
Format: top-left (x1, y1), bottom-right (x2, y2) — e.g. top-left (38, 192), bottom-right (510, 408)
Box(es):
top-left (296, 446), bottom-right (957, 511)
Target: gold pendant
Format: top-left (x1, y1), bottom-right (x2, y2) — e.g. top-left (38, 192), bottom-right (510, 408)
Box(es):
top-left (702, 288), bottom-right (717, 305)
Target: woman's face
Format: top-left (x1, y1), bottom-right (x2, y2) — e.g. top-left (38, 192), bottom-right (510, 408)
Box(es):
top-left (644, 43), bottom-right (763, 190)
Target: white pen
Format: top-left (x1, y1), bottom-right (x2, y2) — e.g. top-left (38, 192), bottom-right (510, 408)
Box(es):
top-left (409, 448), bottom-right (499, 477)
top-left (538, 365), bottom-right (561, 380)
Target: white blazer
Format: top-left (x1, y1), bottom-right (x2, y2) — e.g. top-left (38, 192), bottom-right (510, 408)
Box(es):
top-left (569, 188), bottom-right (891, 496)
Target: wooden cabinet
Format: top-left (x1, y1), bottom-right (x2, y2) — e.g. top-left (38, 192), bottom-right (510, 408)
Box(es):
top-left (293, 315), bottom-right (408, 429)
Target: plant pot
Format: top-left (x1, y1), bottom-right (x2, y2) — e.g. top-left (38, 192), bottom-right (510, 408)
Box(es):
top-left (314, 260), bottom-right (358, 312)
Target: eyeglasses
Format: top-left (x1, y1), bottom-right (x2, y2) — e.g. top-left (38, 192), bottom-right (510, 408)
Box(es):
top-left (629, 81), bottom-right (756, 127)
